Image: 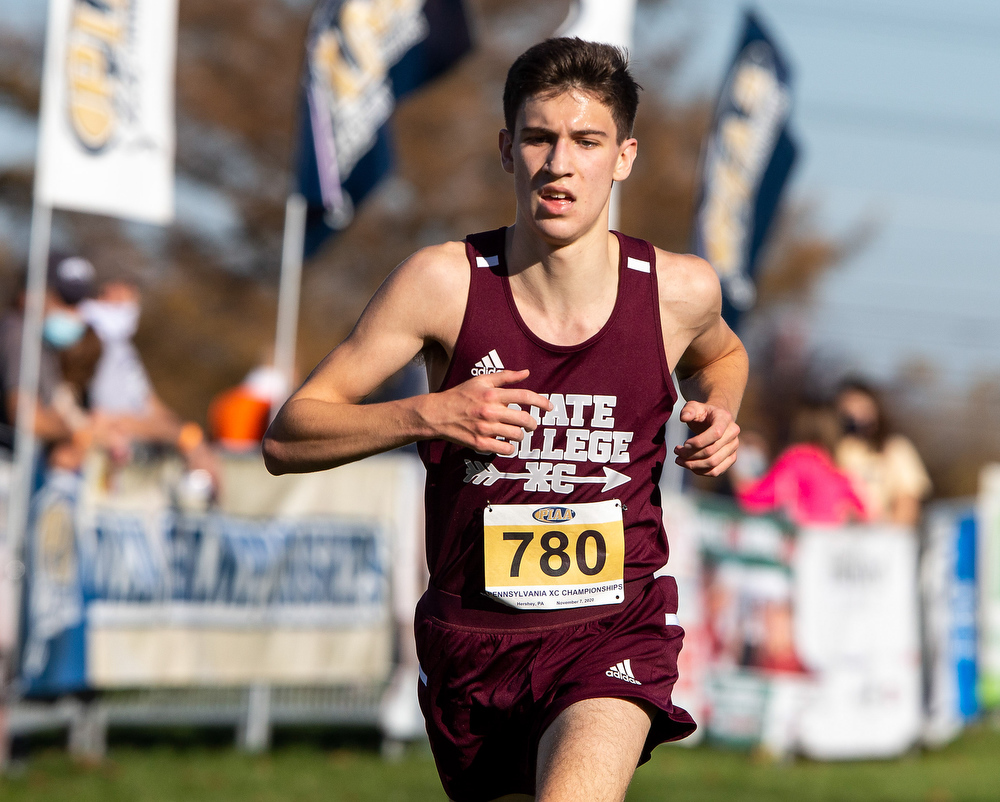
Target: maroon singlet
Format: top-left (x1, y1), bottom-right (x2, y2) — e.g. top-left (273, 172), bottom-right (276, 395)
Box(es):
top-left (417, 227), bottom-right (677, 627)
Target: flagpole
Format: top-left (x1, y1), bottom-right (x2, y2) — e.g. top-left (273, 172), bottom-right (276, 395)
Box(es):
top-left (273, 194), bottom-right (308, 411)
top-left (1, 197), bottom-right (52, 769)
top-left (556, 0), bottom-right (687, 494)
top-left (557, 0), bottom-right (636, 232)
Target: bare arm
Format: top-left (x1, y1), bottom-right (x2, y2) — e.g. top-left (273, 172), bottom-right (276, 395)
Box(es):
top-left (6, 391), bottom-right (74, 443)
top-left (657, 252), bottom-right (749, 477)
top-left (100, 393), bottom-right (183, 443)
top-left (263, 242), bottom-right (552, 475)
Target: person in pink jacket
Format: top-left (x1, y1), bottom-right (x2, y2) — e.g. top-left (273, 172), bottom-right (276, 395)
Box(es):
top-left (736, 404), bottom-right (868, 526)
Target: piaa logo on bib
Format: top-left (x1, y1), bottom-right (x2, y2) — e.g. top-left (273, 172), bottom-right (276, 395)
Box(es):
top-left (532, 506), bottom-right (576, 523)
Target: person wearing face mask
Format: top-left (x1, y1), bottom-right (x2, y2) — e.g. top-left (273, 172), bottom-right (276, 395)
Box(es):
top-left (834, 377), bottom-right (931, 527)
top-left (78, 280), bottom-right (220, 490)
top-left (79, 281), bottom-right (149, 417)
top-left (0, 255), bottom-right (97, 454)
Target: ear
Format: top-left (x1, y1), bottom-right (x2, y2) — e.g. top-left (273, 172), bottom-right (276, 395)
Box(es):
top-left (613, 138), bottom-right (638, 182)
top-left (499, 128), bottom-right (515, 175)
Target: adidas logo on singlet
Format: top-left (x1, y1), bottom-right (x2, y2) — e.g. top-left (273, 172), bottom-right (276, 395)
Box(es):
top-left (471, 349), bottom-right (505, 376)
top-left (606, 659), bottom-right (642, 685)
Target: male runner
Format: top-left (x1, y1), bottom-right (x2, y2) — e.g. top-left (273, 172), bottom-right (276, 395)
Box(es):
top-left (264, 37), bottom-right (746, 802)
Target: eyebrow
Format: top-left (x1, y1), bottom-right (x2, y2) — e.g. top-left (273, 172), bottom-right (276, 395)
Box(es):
top-left (519, 126), bottom-right (610, 139)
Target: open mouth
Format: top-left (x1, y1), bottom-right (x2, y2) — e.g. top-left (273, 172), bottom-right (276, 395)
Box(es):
top-left (539, 188), bottom-right (575, 211)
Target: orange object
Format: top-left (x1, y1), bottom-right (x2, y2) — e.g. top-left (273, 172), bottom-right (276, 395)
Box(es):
top-left (176, 421), bottom-right (205, 454)
top-left (208, 386), bottom-right (271, 449)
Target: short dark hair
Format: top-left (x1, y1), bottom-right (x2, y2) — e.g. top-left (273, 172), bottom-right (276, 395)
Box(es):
top-left (503, 37), bottom-right (641, 143)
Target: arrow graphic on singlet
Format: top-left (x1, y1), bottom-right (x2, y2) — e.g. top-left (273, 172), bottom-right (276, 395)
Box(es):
top-left (464, 460), bottom-right (631, 492)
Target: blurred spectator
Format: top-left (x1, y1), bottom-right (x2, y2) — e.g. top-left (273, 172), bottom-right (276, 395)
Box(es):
top-left (79, 281), bottom-right (153, 417)
top-left (735, 403), bottom-right (868, 526)
top-left (47, 323), bottom-right (105, 471)
top-left (834, 377), bottom-right (931, 526)
top-left (79, 280), bottom-right (219, 485)
top-left (0, 255), bottom-right (97, 457)
top-left (208, 363), bottom-right (287, 451)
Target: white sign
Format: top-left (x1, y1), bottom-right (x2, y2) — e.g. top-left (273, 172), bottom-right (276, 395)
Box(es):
top-left (793, 527), bottom-right (922, 759)
top-left (557, 0), bottom-right (637, 49)
top-left (36, 0), bottom-right (177, 224)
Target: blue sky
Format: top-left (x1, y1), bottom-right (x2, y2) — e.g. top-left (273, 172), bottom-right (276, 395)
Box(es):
top-left (634, 0), bottom-right (1000, 388)
top-left (3, 0), bottom-right (999, 388)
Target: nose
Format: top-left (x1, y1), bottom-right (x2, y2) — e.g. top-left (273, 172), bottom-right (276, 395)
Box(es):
top-left (545, 137), bottom-right (572, 177)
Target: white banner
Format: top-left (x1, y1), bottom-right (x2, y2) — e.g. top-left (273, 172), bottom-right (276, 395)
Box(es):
top-left (557, 0), bottom-right (637, 48)
top-left (793, 527), bottom-right (922, 760)
top-left (36, 0), bottom-right (177, 224)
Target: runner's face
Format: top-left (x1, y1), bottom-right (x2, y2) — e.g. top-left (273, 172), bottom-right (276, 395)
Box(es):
top-left (500, 90), bottom-right (637, 246)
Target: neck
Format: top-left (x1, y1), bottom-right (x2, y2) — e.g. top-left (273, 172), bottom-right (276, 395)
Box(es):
top-left (504, 220), bottom-right (621, 346)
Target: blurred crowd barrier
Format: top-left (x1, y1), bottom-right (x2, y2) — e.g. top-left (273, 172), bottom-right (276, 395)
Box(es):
top-left (664, 486), bottom-right (989, 760)
top-left (4, 449), bottom-right (425, 754)
top-left (665, 495), bottom-right (922, 759)
top-left (3, 454), bottom-right (1000, 759)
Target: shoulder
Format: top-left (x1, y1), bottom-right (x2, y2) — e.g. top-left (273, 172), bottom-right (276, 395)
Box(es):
top-left (884, 434), bottom-right (927, 469)
top-left (651, 248), bottom-right (724, 338)
top-left (393, 240), bottom-right (469, 286)
top-left (375, 240), bottom-right (469, 310)
top-left (358, 240), bottom-right (470, 348)
top-left (653, 249), bottom-right (722, 316)
top-left (885, 433), bottom-right (918, 454)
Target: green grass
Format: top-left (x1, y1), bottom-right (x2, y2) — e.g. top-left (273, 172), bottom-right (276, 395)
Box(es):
top-left (2, 725), bottom-right (998, 801)
top-left (631, 727), bottom-right (1000, 801)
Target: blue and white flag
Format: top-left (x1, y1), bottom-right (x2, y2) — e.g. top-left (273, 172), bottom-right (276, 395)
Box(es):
top-left (692, 11), bottom-right (797, 328)
top-left (297, 0), bottom-right (471, 256)
top-left (35, 0), bottom-right (178, 224)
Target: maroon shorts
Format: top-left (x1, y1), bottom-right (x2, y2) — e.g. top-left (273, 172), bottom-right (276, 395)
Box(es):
top-left (414, 575), bottom-right (696, 801)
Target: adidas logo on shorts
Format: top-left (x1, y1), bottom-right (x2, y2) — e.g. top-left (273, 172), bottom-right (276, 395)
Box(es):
top-left (606, 659), bottom-right (642, 685)
top-left (471, 349), bottom-right (505, 376)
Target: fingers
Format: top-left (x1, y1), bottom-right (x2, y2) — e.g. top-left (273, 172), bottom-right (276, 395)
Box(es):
top-left (498, 405), bottom-right (541, 433)
top-left (481, 370), bottom-right (553, 415)
top-left (673, 401), bottom-right (740, 476)
top-left (482, 368), bottom-right (530, 387)
top-left (501, 389), bottom-right (555, 418)
top-left (471, 403), bottom-right (537, 449)
top-left (480, 434), bottom-right (522, 457)
top-left (676, 421), bottom-right (738, 456)
top-left (678, 400), bottom-right (708, 425)
top-left (674, 424), bottom-right (739, 463)
top-left (675, 436), bottom-right (740, 476)
top-left (690, 453), bottom-right (738, 478)
top-left (440, 369), bottom-right (553, 454)
top-left (466, 421), bottom-right (529, 457)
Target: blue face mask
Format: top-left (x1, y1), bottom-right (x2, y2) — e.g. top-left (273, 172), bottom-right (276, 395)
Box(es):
top-left (43, 311), bottom-right (86, 350)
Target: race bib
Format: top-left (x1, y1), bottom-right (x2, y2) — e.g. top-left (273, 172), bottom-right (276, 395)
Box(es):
top-left (483, 499), bottom-right (625, 610)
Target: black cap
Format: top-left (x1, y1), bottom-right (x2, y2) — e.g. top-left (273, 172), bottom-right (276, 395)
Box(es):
top-left (47, 255), bottom-right (96, 305)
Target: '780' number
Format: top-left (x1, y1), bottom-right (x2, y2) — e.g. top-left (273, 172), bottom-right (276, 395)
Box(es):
top-left (503, 530), bottom-right (608, 578)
